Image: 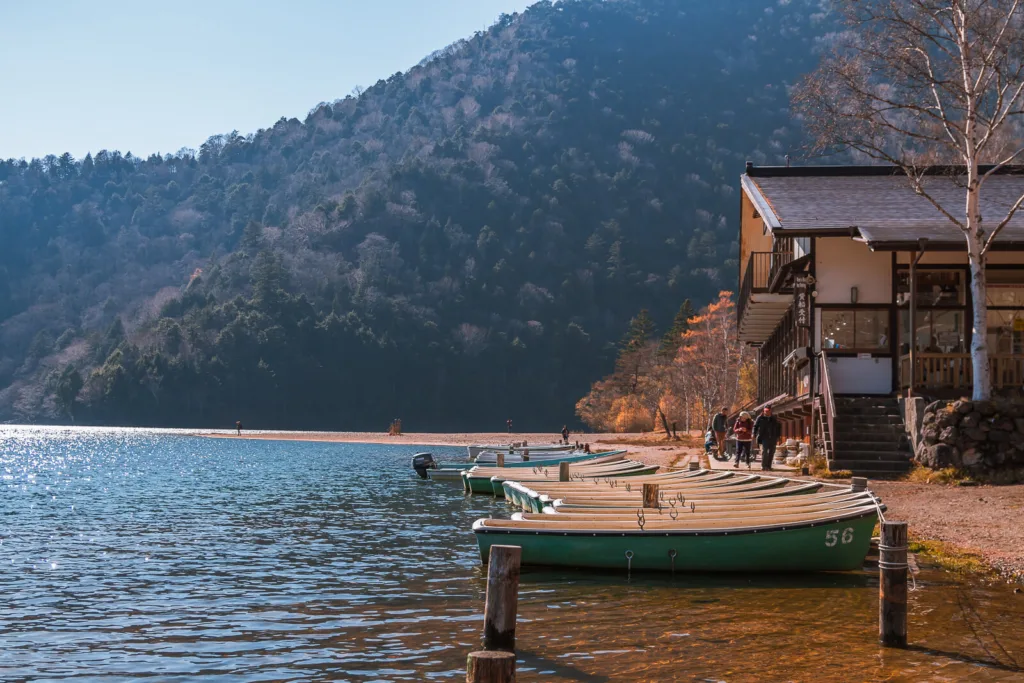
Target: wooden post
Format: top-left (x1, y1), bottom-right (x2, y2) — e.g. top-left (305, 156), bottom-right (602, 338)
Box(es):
top-left (689, 461), bottom-right (700, 471)
top-left (483, 545), bottom-right (521, 651)
top-left (496, 452), bottom-right (505, 468)
top-left (879, 521), bottom-right (908, 648)
top-left (558, 462), bottom-right (570, 482)
top-left (851, 476), bottom-right (867, 492)
top-left (642, 483), bottom-right (660, 509)
top-left (467, 650), bottom-right (515, 683)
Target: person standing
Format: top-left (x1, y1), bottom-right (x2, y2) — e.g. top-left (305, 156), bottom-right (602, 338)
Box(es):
top-left (753, 406), bottom-right (782, 471)
top-left (235, 420), bottom-right (243, 436)
top-left (731, 411), bottom-right (754, 468)
top-left (711, 408), bottom-right (728, 459)
top-left (506, 418), bottom-right (512, 434)
top-left (561, 425), bottom-right (569, 444)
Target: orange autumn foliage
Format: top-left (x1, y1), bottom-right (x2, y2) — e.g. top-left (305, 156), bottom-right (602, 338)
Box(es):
top-left (577, 292), bottom-right (752, 435)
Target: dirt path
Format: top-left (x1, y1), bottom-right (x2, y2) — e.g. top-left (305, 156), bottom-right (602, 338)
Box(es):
top-left (871, 481), bottom-right (1024, 580)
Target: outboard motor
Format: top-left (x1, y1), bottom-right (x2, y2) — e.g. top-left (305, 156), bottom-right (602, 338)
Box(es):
top-left (412, 452), bottom-right (437, 479)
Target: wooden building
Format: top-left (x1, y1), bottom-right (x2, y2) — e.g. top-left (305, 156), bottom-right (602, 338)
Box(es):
top-left (737, 163), bottom-right (1024, 475)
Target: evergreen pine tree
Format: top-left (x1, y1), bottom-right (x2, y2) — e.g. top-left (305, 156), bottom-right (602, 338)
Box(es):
top-left (622, 309), bottom-right (656, 351)
top-left (660, 299), bottom-right (694, 354)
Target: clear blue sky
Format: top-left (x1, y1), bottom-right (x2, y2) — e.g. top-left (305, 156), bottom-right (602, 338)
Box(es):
top-left (0, 0), bottom-right (534, 161)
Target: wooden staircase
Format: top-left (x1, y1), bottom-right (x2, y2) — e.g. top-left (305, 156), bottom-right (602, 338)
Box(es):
top-left (828, 396), bottom-right (913, 477)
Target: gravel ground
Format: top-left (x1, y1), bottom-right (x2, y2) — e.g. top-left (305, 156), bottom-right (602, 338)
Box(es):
top-left (871, 480), bottom-right (1024, 580)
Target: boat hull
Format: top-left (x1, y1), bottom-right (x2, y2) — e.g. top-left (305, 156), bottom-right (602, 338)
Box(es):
top-left (473, 511), bottom-right (877, 572)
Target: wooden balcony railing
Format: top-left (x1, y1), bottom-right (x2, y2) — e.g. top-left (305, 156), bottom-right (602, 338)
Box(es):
top-left (899, 353), bottom-right (1024, 390)
top-left (738, 251), bottom-right (792, 325)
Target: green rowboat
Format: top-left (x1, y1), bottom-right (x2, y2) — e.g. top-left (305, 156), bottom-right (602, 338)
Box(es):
top-left (472, 504), bottom-right (879, 572)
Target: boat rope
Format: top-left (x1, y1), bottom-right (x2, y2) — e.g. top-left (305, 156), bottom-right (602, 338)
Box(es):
top-left (669, 509), bottom-right (678, 521)
top-left (636, 508), bottom-right (646, 531)
top-left (878, 540), bottom-right (917, 592)
top-left (625, 550), bottom-right (633, 580)
top-left (668, 549), bottom-right (677, 575)
top-left (690, 502), bottom-right (696, 513)
top-left (625, 482), bottom-right (631, 492)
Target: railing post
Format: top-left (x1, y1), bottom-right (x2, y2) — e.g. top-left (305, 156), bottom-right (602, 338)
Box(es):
top-left (879, 521), bottom-right (908, 648)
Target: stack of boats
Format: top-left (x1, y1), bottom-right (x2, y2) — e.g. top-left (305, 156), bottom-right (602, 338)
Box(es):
top-left (472, 466), bottom-right (883, 573)
top-left (461, 451), bottom-right (653, 495)
top-left (425, 442), bottom-right (620, 481)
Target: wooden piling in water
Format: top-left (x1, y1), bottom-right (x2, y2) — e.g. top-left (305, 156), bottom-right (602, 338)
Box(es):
top-left (496, 452), bottom-right (504, 467)
top-left (466, 650), bottom-right (515, 683)
top-left (642, 483), bottom-right (659, 509)
top-left (879, 521), bottom-right (908, 648)
top-left (483, 544), bottom-right (521, 651)
top-left (851, 476), bottom-right (867, 492)
top-left (558, 462), bottom-right (570, 482)
top-left (689, 461), bottom-right (700, 471)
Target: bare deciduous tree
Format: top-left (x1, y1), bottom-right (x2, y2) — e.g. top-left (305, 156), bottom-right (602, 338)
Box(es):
top-left (793, 0), bottom-right (1024, 400)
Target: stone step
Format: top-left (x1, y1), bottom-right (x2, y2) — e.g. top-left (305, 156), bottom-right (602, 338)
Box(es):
top-left (834, 448), bottom-right (913, 458)
top-left (829, 459), bottom-right (912, 473)
top-left (833, 450), bottom-right (912, 461)
top-left (836, 432), bottom-right (906, 442)
top-left (834, 431), bottom-right (907, 441)
top-left (833, 429), bottom-right (907, 440)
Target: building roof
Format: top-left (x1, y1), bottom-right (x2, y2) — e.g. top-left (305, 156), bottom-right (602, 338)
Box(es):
top-left (741, 164), bottom-right (1024, 250)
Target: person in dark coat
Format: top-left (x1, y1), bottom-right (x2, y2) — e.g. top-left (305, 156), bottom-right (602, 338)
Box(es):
top-left (753, 406), bottom-right (782, 470)
top-left (561, 425), bottom-right (570, 444)
top-left (710, 407), bottom-right (728, 459)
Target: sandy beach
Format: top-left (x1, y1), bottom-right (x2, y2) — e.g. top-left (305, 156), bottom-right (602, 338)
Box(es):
top-left (202, 429), bottom-right (697, 469)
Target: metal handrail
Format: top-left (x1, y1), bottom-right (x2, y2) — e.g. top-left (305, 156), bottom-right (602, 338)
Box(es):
top-left (819, 351), bottom-right (837, 462)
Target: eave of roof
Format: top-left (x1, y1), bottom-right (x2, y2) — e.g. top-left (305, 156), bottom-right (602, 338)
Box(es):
top-left (739, 175), bottom-right (780, 231)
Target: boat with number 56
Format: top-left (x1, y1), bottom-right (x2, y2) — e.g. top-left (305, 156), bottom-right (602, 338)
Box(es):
top-left (472, 477), bottom-right (882, 573)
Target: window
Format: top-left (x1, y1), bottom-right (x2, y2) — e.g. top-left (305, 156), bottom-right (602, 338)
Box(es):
top-left (988, 309), bottom-right (1024, 356)
top-left (821, 309), bottom-right (890, 351)
top-left (897, 269), bottom-right (965, 306)
top-left (899, 309), bottom-right (966, 354)
top-left (987, 270), bottom-right (1024, 307)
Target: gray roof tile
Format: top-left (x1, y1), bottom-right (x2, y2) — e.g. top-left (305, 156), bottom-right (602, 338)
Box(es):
top-left (748, 174), bottom-right (1024, 245)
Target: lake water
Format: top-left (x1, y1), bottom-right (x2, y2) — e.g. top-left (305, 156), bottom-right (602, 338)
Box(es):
top-left (2, 427), bottom-right (1022, 681)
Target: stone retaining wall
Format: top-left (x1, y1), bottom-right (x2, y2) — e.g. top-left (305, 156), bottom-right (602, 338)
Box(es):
top-left (915, 397), bottom-right (1024, 483)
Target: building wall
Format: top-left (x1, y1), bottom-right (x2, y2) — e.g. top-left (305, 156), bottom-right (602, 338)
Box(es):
top-left (739, 193), bottom-right (772, 277)
top-left (826, 356), bottom-right (893, 394)
top-left (815, 238), bottom-right (892, 304)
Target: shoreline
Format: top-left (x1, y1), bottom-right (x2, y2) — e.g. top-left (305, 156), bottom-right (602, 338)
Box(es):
top-left (9, 424), bottom-right (1020, 581)
top-left (207, 429), bottom-right (1024, 580)
top-left (201, 430), bottom-right (697, 469)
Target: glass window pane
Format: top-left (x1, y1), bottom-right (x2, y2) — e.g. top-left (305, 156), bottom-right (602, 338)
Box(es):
top-left (915, 310), bottom-right (932, 351)
top-left (931, 310), bottom-right (965, 352)
top-left (855, 310), bottom-right (890, 350)
top-left (821, 310), bottom-right (855, 350)
top-left (896, 269), bottom-right (965, 305)
top-left (987, 281), bottom-right (1024, 306)
top-left (988, 309), bottom-right (1024, 355)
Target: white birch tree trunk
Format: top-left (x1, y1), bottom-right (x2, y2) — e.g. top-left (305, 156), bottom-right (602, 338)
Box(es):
top-left (967, 223), bottom-right (991, 400)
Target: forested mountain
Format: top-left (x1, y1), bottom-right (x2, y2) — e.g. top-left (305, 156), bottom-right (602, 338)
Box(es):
top-left (0, 0), bottom-right (831, 429)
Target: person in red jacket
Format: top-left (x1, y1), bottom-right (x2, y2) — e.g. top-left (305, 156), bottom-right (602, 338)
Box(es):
top-left (731, 411), bottom-right (754, 468)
